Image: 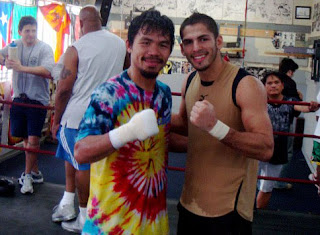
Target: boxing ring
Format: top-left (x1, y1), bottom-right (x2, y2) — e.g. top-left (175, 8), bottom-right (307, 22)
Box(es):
top-left (0, 92), bottom-right (319, 188)
top-left (1, 83), bottom-right (320, 234)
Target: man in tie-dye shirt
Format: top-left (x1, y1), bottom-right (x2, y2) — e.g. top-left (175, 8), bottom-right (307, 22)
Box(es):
top-left (74, 10), bottom-right (174, 234)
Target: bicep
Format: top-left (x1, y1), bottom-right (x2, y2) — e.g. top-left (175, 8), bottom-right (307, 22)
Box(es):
top-left (58, 47), bottom-right (78, 89)
top-left (237, 76), bottom-right (272, 135)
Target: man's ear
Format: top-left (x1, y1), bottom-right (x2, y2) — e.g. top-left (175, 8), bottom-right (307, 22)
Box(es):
top-left (126, 40), bottom-right (132, 54)
top-left (180, 43), bottom-right (185, 56)
top-left (79, 20), bottom-right (84, 29)
top-left (18, 30), bottom-right (22, 36)
top-left (216, 35), bottom-right (223, 50)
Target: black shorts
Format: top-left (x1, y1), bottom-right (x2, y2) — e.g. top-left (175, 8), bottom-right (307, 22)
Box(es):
top-left (10, 97), bottom-right (47, 138)
top-left (177, 202), bottom-right (252, 235)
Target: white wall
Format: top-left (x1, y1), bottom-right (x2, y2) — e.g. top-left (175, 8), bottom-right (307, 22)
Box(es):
top-left (300, 0), bottom-right (320, 173)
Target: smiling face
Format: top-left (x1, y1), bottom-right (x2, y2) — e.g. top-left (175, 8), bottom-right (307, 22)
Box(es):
top-left (127, 28), bottom-right (172, 80)
top-left (265, 75), bottom-right (284, 98)
top-left (180, 23), bottom-right (222, 72)
top-left (19, 24), bottom-right (37, 46)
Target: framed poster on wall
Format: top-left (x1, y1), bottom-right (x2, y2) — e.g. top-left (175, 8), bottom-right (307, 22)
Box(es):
top-left (295, 6), bottom-right (311, 19)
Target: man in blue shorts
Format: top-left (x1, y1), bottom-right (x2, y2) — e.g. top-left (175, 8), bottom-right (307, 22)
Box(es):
top-left (0, 16), bottom-right (54, 194)
top-left (257, 71), bottom-right (318, 208)
top-left (51, 6), bottom-right (126, 233)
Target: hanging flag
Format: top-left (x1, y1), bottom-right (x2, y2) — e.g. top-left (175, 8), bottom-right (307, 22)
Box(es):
top-left (39, 3), bottom-right (70, 62)
top-left (12, 3), bottom-right (37, 40)
top-left (0, 2), bottom-right (13, 47)
top-left (70, 13), bottom-right (80, 42)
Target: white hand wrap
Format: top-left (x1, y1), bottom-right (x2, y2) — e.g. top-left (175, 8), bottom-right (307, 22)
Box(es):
top-left (208, 120), bottom-right (230, 140)
top-left (109, 109), bottom-right (159, 149)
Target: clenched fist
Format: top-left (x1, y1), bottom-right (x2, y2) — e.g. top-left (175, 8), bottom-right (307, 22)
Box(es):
top-left (190, 100), bottom-right (217, 132)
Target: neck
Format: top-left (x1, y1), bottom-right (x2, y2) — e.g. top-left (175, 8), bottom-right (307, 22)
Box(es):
top-left (198, 55), bottom-right (226, 82)
top-left (23, 39), bottom-right (37, 47)
top-left (82, 25), bottom-right (101, 35)
top-left (268, 94), bottom-right (283, 101)
top-left (127, 67), bottom-right (156, 91)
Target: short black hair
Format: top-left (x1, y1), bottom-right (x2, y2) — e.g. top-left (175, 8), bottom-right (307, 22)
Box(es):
top-left (128, 10), bottom-right (175, 52)
top-left (180, 13), bottom-right (219, 40)
top-left (262, 71), bottom-right (286, 85)
top-left (18, 16), bottom-right (37, 31)
top-left (279, 58), bottom-right (299, 74)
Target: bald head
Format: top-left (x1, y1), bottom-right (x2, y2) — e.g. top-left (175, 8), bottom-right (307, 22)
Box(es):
top-left (79, 5), bottom-right (102, 35)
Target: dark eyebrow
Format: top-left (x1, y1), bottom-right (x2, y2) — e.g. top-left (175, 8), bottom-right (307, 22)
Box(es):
top-left (182, 34), bottom-right (211, 43)
top-left (140, 36), bottom-right (152, 41)
top-left (198, 34), bottom-right (210, 39)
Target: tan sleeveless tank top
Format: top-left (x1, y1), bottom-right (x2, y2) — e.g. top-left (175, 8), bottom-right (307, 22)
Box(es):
top-left (181, 62), bottom-right (258, 221)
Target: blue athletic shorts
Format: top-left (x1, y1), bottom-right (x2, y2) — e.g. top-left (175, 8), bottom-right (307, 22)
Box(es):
top-left (10, 97), bottom-right (47, 138)
top-left (56, 125), bottom-right (90, 171)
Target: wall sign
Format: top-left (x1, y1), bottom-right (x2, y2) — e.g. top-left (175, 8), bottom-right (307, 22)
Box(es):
top-left (295, 6), bottom-right (311, 19)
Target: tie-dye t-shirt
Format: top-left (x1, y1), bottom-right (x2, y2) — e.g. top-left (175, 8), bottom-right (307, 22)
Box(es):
top-left (77, 70), bottom-right (172, 235)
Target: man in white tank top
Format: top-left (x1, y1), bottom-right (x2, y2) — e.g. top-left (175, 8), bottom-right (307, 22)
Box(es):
top-left (51, 6), bottom-right (126, 233)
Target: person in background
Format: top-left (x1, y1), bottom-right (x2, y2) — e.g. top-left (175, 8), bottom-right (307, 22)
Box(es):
top-left (0, 16), bottom-right (54, 195)
top-left (309, 88), bottom-right (320, 195)
top-left (279, 58), bottom-right (302, 100)
top-left (171, 13), bottom-right (273, 234)
top-left (51, 6), bottom-right (126, 233)
top-left (74, 10), bottom-right (174, 234)
top-left (257, 72), bottom-right (318, 209)
top-left (275, 58), bottom-right (303, 190)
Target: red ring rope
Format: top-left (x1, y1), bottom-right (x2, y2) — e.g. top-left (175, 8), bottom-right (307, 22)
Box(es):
top-left (0, 93), bottom-right (319, 186)
top-left (0, 99), bottom-right (54, 110)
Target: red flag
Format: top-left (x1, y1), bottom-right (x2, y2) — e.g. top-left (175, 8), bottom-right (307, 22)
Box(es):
top-left (39, 3), bottom-right (70, 62)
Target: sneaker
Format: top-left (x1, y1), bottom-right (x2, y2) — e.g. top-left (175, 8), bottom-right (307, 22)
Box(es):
top-left (18, 171), bottom-right (44, 185)
top-left (52, 204), bottom-right (77, 222)
top-left (20, 174), bottom-right (33, 194)
top-left (61, 214), bottom-right (84, 233)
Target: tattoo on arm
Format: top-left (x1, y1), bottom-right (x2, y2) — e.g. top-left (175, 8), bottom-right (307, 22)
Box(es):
top-left (60, 66), bottom-right (72, 80)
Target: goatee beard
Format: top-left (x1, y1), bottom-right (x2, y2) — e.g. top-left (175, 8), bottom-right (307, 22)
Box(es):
top-left (196, 65), bottom-right (210, 72)
top-left (140, 69), bottom-right (158, 80)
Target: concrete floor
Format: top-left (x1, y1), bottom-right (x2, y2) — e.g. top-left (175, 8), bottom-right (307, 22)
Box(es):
top-left (1, 178), bottom-right (320, 234)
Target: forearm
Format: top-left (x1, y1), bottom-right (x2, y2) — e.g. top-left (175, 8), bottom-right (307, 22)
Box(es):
top-left (221, 128), bottom-right (273, 161)
top-left (169, 132), bottom-right (188, 153)
top-left (171, 113), bottom-right (188, 136)
top-left (53, 89), bottom-right (72, 125)
top-left (75, 109), bottom-right (159, 163)
top-left (75, 134), bottom-right (116, 164)
top-left (21, 66), bottom-right (52, 78)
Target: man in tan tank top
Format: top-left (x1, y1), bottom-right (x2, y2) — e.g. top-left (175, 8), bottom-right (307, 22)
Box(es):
top-left (171, 13), bottom-right (274, 234)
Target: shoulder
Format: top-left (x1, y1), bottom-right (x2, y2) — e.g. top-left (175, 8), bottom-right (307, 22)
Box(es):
top-left (157, 80), bottom-right (171, 92)
top-left (91, 74), bottom-right (122, 99)
top-left (38, 41), bottom-right (52, 50)
top-left (37, 41), bottom-right (54, 56)
top-left (15, 39), bottom-right (23, 46)
top-left (284, 76), bottom-right (296, 85)
top-left (236, 74), bottom-right (267, 108)
top-left (103, 30), bottom-right (125, 47)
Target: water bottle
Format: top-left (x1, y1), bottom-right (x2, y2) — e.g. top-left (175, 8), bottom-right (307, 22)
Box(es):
top-left (8, 41), bottom-right (18, 61)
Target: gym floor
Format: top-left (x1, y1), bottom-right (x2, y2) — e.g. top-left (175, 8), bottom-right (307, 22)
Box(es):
top-left (1, 142), bottom-right (320, 234)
